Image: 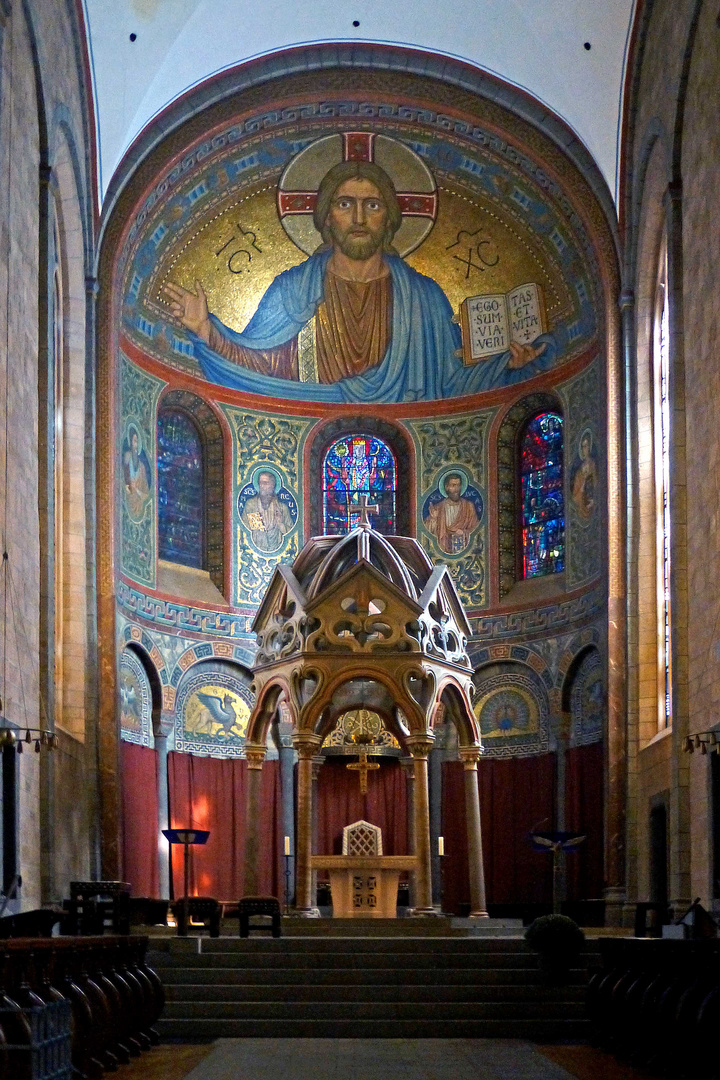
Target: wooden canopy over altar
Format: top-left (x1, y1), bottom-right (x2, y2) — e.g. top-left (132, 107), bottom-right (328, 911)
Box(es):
top-left (243, 518), bottom-right (488, 917)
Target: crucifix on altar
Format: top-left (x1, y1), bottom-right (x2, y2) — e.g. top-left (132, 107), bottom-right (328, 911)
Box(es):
top-left (346, 750), bottom-right (380, 794)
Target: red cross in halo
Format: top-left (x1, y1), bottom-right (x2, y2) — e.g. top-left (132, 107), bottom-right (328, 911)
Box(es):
top-left (277, 132), bottom-right (437, 222)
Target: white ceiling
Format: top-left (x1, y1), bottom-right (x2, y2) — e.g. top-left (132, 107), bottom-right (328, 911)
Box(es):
top-left (83, 0), bottom-right (636, 203)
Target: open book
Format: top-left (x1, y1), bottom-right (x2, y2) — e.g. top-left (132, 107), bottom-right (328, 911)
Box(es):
top-left (457, 283), bottom-right (547, 365)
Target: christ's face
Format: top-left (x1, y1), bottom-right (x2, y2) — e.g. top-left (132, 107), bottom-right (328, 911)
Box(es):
top-left (445, 478), bottom-right (462, 502)
top-left (131, 432), bottom-right (139, 457)
top-left (326, 178), bottom-right (388, 260)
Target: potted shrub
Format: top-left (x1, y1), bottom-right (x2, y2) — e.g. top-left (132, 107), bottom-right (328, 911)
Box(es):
top-left (525, 913), bottom-right (585, 980)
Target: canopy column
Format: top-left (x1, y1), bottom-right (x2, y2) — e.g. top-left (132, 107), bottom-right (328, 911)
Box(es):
top-left (407, 734), bottom-right (435, 915)
top-left (293, 734), bottom-right (322, 916)
top-left (459, 746), bottom-right (489, 918)
top-left (243, 743), bottom-right (267, 895)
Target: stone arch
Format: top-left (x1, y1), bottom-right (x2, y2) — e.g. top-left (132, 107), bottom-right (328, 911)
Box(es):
top-left (156, 388), bottom-right (227, 596)
top-left (173, 657), bottom-right (254, 757)
top-left (124, 641), bottom-right (163, 735)
top-left (437, 679), bottom-right (479, 749)
top-left (495, 391), bottom-right (564, 598)
top-left (472, 659), bottom-right (550, 757)
top-left (305, 415), bottom-right (414, 538)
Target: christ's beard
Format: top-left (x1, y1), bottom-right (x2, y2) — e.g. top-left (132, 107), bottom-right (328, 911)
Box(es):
top-left (330, 224), bottom-right (384, 261)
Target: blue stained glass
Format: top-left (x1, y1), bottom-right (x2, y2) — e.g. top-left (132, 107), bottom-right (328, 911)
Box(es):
top-left (322, 434), bottom-right (396, 535)
top-left (521, 412), bottom-right (564, 578)
top-left (157, 409), bottom-right (204, 568)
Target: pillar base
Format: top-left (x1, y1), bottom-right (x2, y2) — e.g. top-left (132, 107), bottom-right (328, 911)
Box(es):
top-left (288, 907), bottom-right (321, 918)
top-left (407, 906), bottom-right (444, 917)
top-left (468, 910), bottom-right (490, 918)
top-left (603, 885), bottom-right (627, 927)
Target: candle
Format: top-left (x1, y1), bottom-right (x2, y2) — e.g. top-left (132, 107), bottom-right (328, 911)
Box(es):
top-left (438, 836), bottom-right (445, 857)
top-left (284, 835), bottom-right (291, 856)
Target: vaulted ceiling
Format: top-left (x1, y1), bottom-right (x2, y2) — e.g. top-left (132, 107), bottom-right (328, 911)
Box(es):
top-left (83, 0), bottom-right (635, 203)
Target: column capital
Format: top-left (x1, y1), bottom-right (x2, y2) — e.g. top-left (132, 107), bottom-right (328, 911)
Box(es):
top-left (245, 743), bottom-right (267, 770)
top-left (293, 732), bottom-right (323, 760)
top-left (406, 734), bottom-right (435, 759)
top-left (400, 755), bottom-right (415, 777)
top-left (458, 745), bottom-right (481, 770)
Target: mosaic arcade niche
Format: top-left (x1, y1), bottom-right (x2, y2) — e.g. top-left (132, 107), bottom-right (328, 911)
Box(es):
top-left (106, 62), bottom-right (611, 782)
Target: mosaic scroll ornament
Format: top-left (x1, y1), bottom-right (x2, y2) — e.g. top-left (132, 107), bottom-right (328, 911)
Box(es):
top-left (570, 649), bottom-right (604, 746)
top-left (174, 668), bottom-right (254, 758)
top-left (408, 412), bottom-right (491, 609)
top-left (473, 673), bottom-right (549, 757)
top-left (561, 361), bottom-right (602, 588)
top-left (119, 648), bottom-right (152, 746)
top-left (223, 407), bottom-right (312, 607)
top-left (119, 354), bottom-right (165, 588)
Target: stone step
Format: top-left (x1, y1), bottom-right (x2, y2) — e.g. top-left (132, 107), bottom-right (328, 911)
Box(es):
top-left (162, 999), bottom-right (587, 1021)
top-left (155, 1017), bottom-right (591, 1040)
top-left (154, 965), bottom-right (586, 987)
top-left (165, 982), bottom-right (585, 1003)
top-left (193, 935), bottom-right (532, 953)
top-left (148, 951), bottom-right (546, 970)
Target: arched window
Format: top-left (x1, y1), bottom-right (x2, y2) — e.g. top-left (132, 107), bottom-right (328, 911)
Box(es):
top-left (322, 433), bottom-right (397, 535)
top-left (653, 238), bottom-right (672, 730)
top-left (156, 391), bottom-right (226, 597)
top-left (157, 408), bottom-right (205, 569)
top-left (520, 412), bottom-right (564, 578)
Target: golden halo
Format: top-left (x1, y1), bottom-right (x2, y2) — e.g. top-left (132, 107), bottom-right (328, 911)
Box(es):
top-left (277, 132), bottom-right (438, 257)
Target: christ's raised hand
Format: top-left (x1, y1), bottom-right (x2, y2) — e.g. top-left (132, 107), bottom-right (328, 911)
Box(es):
top-left (164, 279), bottom-right (211, 341)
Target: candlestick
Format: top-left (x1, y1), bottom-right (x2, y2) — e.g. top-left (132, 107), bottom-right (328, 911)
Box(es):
top-left (284, 835), bottom-right (291, 856)
top-left (438, 836), bottom-right (445, 857)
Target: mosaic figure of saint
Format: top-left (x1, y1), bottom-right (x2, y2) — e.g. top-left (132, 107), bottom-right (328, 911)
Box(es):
top-left (240, 470), bottom-right (294, 552)
top-left (570, 429), bottom-right (599, 521)
top-left (424, 473), bottom-right (480, 555)
top-left (122, 424), bottom-right (152, 521)
top-left (165, 158), bottom-right (556, 404)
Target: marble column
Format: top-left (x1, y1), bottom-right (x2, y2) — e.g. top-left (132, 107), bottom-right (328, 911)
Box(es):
top-left (407, 735), bottom-right (435, 915)
top-left (459, 747), bottom-right (489, 918)
top-left (293, 734), bottom-right (322, 916)
top-left (401, 757), bottom-right (416, 909)
top-left (243, 743), bottom-right (266, 896)
top-left (277, 715), bottom-right (296, 903)
top-left (155, 727), bottom-right (171, 900)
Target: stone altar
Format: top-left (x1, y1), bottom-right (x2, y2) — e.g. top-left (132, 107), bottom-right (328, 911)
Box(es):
top-left (310, 820), bottom-right (418, 918)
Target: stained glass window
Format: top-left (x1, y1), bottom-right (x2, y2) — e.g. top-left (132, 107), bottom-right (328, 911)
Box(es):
top-left (157, 409), bottom-right (204, 568)
top-left (322, 434), bottom-right (396, 535)
top-left (520, 412), bottom-right (564, 578)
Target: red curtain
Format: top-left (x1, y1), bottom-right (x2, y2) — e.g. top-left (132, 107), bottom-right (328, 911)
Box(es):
top-left (565, 742), bottom-right (604, 899)
top-left (121, 742), bottom-right (159, 897)
top-left (167, 753), bottom-right (282, 900)
top-left (317, 758), bottom-right (408, 856)
top-left (441, 755), bottom-right (556, 912)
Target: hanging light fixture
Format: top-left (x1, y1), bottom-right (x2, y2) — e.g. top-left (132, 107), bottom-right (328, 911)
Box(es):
top-left (683, 730), bottom-right (720, 754)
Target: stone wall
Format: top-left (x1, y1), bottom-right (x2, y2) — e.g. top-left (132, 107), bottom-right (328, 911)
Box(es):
top-left (623, 0), bottom-right (717, 911)
top-left (0, 0), bottom-right (96, 907)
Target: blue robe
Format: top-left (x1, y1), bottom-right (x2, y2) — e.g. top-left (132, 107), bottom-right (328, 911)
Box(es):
top-left (190, 250), bottom-right (562, 403)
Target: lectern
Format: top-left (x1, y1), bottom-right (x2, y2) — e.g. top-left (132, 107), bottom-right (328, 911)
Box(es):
top-left (162, 828), bottom-right (210, 935)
